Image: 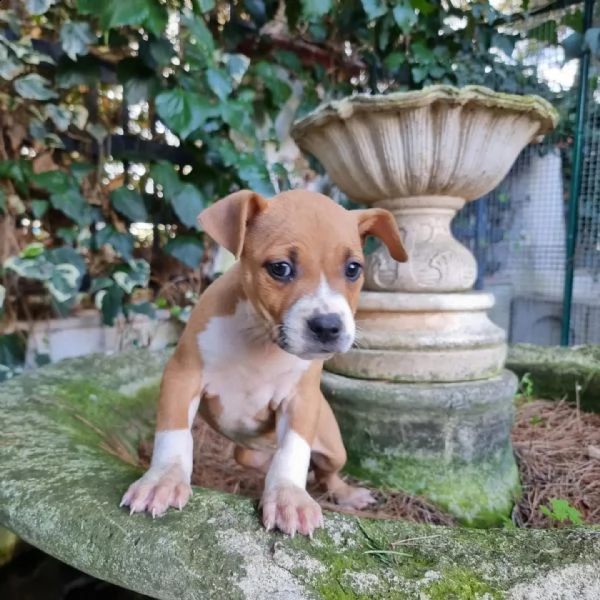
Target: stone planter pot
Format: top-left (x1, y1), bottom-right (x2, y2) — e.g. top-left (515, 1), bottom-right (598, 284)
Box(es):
top-left (291, 85), bottom-right (558, 294)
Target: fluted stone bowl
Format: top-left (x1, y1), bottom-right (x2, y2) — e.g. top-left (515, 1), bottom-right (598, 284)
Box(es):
top-left (1, 349), bottom-right (600, 599)
top-left (291, 85), bottom-right (559, 204)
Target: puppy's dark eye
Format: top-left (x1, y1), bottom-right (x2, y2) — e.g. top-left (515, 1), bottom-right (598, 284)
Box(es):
top-left (345, 261), bottom-right (363, 281)
top-left (266, 261), bottom-right (295, 282)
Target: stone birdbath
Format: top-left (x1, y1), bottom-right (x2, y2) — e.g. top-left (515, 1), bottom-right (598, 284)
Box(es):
top-left (291, 85), bottom-right (559, 526)
top-left (1, 349), bottom-right (600, 600)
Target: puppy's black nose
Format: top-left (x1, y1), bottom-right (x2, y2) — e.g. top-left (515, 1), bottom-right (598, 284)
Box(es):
top-left (307, 313), bottom-right (343, 343)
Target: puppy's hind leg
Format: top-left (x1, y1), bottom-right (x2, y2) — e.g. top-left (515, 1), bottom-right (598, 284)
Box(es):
top-left (311, 395), bottom-right (375, 510)
top-left (120, 349), bottom-right (202, 518)
top-left (234, 446), bottom-right (274, 474)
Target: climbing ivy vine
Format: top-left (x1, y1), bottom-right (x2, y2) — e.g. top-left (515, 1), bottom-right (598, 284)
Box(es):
top-left (0, 0), bottom-right (582, 379)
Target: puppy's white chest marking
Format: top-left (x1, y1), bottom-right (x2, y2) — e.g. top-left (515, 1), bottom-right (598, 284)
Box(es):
top-left (197, 301), bottom-right (310, 439)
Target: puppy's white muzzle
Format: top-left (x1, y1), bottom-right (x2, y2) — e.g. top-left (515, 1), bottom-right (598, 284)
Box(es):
top-left (278, 279), bottom-right (355, 360)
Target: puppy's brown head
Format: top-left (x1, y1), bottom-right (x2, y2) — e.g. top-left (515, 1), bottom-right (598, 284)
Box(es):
top-left (198, 189), bottom-right (407, 360)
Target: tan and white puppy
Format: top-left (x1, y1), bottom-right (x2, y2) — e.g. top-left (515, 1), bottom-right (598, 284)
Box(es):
top-left (120, 189), bottom-right (407, 537)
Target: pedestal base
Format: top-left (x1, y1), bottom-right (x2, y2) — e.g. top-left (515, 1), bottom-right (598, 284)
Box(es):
top-left (327, 291), bottom-right (507, 382)
top-left (322, 369), bottom-right (521, 527)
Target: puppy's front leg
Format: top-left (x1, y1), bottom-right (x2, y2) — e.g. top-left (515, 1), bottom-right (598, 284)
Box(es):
top-left (120, 350), bottom-right (202, 517)
top-left (261, 414), bottom-right (323, 537)
top-left (261, 363), bottom-right (323, 537)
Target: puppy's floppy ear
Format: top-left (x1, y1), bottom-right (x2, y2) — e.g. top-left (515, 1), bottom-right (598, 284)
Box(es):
top-left (355, 208), bottom-right (408, 263)
top-left (197, 189), bottom-right (268, 258)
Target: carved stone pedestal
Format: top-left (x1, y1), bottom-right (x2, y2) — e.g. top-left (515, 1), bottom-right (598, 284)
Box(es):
top-left (325, 291), bottom-right (506, 382)
top-left (291, 85), bottom-right (559, 525)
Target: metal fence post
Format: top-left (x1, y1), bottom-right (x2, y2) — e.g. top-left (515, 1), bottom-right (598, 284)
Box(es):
top-left (561, 0), bottom-right (595, 346)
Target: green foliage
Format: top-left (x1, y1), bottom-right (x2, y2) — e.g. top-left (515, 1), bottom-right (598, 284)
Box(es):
top-left (515, 372), bottom-right (535, 404)
top-left (539, 498), bottom-right (584, 526)
top-left (0, 0), bottom-right (579, 376)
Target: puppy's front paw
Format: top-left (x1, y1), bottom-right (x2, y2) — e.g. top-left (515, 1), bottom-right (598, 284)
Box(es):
top-left (261, 482), bottom-right (324, 537)
top-left (120, 465), bottom-right (191, 518)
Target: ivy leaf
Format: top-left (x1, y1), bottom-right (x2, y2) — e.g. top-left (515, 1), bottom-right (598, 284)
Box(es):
top-left (301, 0), bottom-right (333, 18)
top-left (21, 242), bottom-right (45, 258)
top-left (0, 284), bottom-right (5, 310)
top-left (45, 104), bottom-right (72, 132)
top-left (110, 187), bottom-right (149, 223)
top-left (3, 252), bottom-right (54, 281)
top-left (96, 284), bottom-right (125, 326)
top-left (145, 2), bottom-right (169, 36)
top-left (14, 74), bottom-right (58, 101)
top-left (60, 21), bottom-right (95, 61)
top-left (491, 32), bottom-right (517, 58)
top-left (113, 258), bottom-right (150, 293)
top-left (0, 189), bottom-right (5, 214)
top-left (164, 235), bottom-right (204, 269)
top-left (31, 170), bottom-right (74, 193)
top-left (235, 156), bottom-right (275, 196)
top-left (393, 2), bottom-right (417, 34)
top-left (170, 183), bottom-right (205, 229)
top-left (155, 89), bottom-right (214, 139)
top-left (47, 246), bottom-right (86, 276)
top-left (146, 38), bottom-right (177, 68)
top-left (0, 56), bottom-right (24, 81)
top-left (223, 53), bottom-right (251, 85)
top-left (57, 227), bottom-right (77, 244)
top-left (86, 122), bottom-right (108, 142)
top-left (361, 0), bottom-right (387, 21)
top-left (75, 0), bottom-right (97, 14)
top-left (96, 225), bottom-right (134, 261)
top-left (150, 161), bottom-right (180, 197)
top-left (31, 199), bottom-right (49, 218)
top-left (584, 28), bottom-right (600, 58)
top-left (206, 68), bottom-right (233, 100)
top-left (562, 32), bottom-right (584, 61)
top-left (90, 276), bottom-right (114, 293)
top-left (181, 12), bottom-right (215, 59)
top-left (99, 0), bottom-right (168, 36)
top-left (193, 0), bottom-right (215, 13)
top-left (411, 0), bottom-right (435, 15)
top-left (50, 189), bottom-right (93, 227)
top-left (26, 0), bottom-right (56, 15)
top-left (46, 263), bottom-right (81, 304)
top-left (29, 119), bottom-right (48, 141)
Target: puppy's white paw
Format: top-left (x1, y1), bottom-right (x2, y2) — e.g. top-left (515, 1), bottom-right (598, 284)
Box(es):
top-left (261, 482), bottom-right (324, 537)
top-left (335, 485), bottom-right (376, 510)
top-left (120, 465), bottom-right (191, 518)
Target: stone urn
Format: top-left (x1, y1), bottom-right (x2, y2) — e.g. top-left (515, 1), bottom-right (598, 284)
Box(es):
top-left (291, 85), bottom-right (559, 525)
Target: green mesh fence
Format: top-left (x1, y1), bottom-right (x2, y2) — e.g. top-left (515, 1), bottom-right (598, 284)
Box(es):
top-left (454, 1), bottom-right (600, 346)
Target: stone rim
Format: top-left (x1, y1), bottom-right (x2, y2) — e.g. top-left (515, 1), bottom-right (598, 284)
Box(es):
top-left (358, 290), bottom-right (496, 312)
top-left (291, 84), bottom-right (559, 144)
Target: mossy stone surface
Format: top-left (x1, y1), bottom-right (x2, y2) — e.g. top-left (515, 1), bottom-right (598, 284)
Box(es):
top-left (321, 370), bottom-right (520, 527)
top-left (1, 349), bottom-right (600, 599)
top-left (507, 343), bottom-right (600, 412)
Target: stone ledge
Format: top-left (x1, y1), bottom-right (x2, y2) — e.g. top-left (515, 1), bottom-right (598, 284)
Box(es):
top-left (0, 349), bottom-right (599, 599)
top-left (507, 343), bottom-right (600, 412)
